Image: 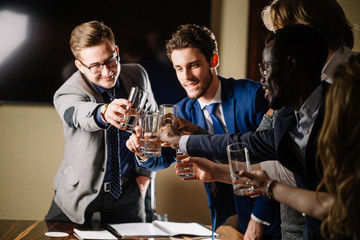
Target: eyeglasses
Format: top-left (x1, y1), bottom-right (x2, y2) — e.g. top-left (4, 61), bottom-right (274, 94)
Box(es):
top-left (79, 51), bottom-right (120, 74)
top-left (258, 61), bottom-right (278, 78)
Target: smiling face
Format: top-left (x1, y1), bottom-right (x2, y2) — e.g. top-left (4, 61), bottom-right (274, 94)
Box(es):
top-left (261, 40), bottom-right (290, 110)
top-left (75, 39), bottom-right (120, 89)
top-left (171, 47), bottom-right (214, 100)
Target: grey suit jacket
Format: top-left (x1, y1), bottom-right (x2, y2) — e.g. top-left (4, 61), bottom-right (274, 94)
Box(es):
top-left (53, 63), bottom-right (157, 224)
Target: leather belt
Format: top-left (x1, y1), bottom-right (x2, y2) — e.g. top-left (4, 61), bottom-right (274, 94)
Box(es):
top-left (103, 182), bottom-right (112, 192)
top-left (103, 177), bottom-right (129, 193)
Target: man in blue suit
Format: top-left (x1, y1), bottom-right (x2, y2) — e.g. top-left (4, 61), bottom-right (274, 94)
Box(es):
top-left (157, 24), bottom-right (330, 240)
top-left (127, 24), bottom-right (280, 239)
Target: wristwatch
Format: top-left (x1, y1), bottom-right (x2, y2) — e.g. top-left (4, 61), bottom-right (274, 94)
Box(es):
top-left (100, 104), bottom-right (109, 123)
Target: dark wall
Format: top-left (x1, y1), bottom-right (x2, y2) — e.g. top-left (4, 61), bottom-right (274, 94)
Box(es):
top-left (246, 0), bottom-right (272, 81)
top-left (0, 1), bottom-right (211, 105)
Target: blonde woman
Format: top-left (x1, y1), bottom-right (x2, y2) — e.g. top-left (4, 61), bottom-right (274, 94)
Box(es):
top-left (261, 0), bottom-right (356, 83)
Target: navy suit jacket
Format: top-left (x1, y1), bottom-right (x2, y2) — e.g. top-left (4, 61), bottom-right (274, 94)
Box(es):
top-left (185, 82), bottom-right (330, 240)
top-left (138, 76), bottom-right (280, 238)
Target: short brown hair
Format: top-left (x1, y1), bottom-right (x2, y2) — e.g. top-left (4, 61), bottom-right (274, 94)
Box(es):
top-left (166, 24), bottom-right (218, 63)
top-left (70, 20), bottom-right (115, 59)
top-left (262, 0), bottom-right (354, 51)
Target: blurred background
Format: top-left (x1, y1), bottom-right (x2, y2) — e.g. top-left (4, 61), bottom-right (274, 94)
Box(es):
top-left (0, 0), bottom-right (359, 229)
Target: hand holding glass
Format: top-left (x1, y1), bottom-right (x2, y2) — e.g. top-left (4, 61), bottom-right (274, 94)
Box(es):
top-left (176, 151), bottom-right (194, 178)
top-left (159, 104), bottom-right (177, 126)
top-left (138, 111), bottom-right (161, 157)
top-left (227, 142), bottom-right (260, 196)
top-left (121, 87), bottom-right (148, 133)
top-left (159, 104), bottom-right (194, 178)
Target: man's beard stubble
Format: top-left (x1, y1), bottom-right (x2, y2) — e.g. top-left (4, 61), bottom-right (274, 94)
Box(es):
top-left (187, 70), bottom-right (213, 100)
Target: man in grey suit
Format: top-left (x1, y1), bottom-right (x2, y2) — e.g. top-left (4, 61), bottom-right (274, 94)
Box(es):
top-left (45, 20), bottom-right (157, 224)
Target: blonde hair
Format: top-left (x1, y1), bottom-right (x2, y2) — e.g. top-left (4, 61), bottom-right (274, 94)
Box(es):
top-left (317, 54), bottom-right (360, 239)
top-left (262, 0), bottom-right (354, 51)
top-left (70, 20), bottom-right (115, 59)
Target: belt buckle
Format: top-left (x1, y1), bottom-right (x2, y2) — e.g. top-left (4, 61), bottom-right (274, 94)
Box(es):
top-left (104, 182), bottom-right (111, 192)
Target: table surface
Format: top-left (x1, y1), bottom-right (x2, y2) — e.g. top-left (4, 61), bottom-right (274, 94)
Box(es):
top-left (0, 219), bottom-right (243, 240)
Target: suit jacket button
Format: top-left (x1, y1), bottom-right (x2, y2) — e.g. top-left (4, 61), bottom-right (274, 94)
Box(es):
top-left (93, 189), bottom-right (98, 193)
top-left (101, 167), bottom-right (105, 172)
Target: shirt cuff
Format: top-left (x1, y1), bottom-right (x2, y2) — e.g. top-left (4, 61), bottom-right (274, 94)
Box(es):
top-left (135, 166), bottom-right (156, 178)
top-left (135, 154), bottom-right (150, 165)
top-left (95, 105), bottom-right (109, 128)
top-left (179, 135), bottom-right (190, 154)
top-left (251, 213), bottom-right (271, 226)
top-left (135, 154), bottom-right (144, 165)
top-left (260, 160), bottom-right (296, 186)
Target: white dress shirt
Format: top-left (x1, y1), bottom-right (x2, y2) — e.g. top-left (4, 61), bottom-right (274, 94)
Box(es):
top-left (322, 46), bottom-right (356, 83)
top-left (288, 85), bottom-right (323, 158)
top-left (197, 83), bottom-right (228, 134)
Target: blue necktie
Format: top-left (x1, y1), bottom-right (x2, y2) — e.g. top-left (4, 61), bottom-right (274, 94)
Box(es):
top-left (204, 103), bottom-right (225, 237)
top-left (204, 103), bottom-right (225, 134)
top-left (106, 88), bottom-right (122, 199)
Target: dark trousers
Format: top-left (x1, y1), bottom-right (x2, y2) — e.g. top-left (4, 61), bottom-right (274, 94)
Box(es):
top-left (45, 177), bottom-right (145, 224)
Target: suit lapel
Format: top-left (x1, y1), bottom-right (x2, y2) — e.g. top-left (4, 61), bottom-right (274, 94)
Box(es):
top-left (220, 77), bottom-right (235, 133)
top-left (81, 71), bottom-right (106, 103)
top-left (118, 65), bottom-right (134, 97)
top-left (119, 76), bottom-right (132, 97)
top-left (275, 107), bottom-right (305, 177)
top-left (222, 99), bottom-right (235, 133)
top-left (192, 101), bottom-right (207, 130)
top-left (304, 82), bottom-right (328, 189)
top-left (274, 107), bottom-right (295, 148)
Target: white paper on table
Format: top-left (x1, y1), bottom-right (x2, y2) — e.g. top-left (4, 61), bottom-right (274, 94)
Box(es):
top-left (107, 223), bottom-right (169, 237)
top-left (108, 221), bottom-right (218, 237)
top-left (73, 228), bottom-right (117, 240)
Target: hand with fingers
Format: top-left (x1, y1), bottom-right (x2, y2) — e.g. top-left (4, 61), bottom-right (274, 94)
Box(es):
top-left (157, 124), bottom-right (181, 149)
top-left (103, 98), bottom-right (136, 129)
top-left (238, 170), bottom-right (271, 196)
top-left (177, 156), bottom-right (229, 183)
top-left (126, 126), bottom-right (150, 161)
top-left (157, 116), bottom-right (201, 149)
top-left (176, 116), bottom-right (201, 135)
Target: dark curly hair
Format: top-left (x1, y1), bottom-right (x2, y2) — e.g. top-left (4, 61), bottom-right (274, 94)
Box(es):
top-left (166, 24), bottom-right (218, 63)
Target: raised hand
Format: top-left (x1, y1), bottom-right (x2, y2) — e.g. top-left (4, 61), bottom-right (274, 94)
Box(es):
top-left (104, 98), bottom-right (135, 129)
top-left (238, 170), bottom-right (271, 196)
top-left (126, 126), bottom-right (143, 155)
top-left (178, 156), bottom-right (232, 184)
top-left (157, 124), bottom-right (181, 149)
top-left (176, 116), bottom-right (201, 135)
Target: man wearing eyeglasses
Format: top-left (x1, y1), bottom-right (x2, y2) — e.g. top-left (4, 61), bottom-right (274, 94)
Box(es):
top-left (127, 24), bottom-right (280, 240)
top-left (157, 24), bottom-right (330, 240)
top-left (45, 20), bottom-right (157, 224)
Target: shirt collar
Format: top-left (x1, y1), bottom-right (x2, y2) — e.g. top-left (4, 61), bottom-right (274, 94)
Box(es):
top-left (93, 80), bottom-right (119, 95)
top-left (295, 84), bottom-right (323, 120)
top-left (198, 81), bottom-right (222, 109)
top-left (322, 46), bottom-right (352, 82)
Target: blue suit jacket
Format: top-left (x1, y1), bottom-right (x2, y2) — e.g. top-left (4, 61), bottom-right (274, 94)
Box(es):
top-left (185, 82), bottom-right (330, 240)
top-left (138, 77), bottom-right (280, 238)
